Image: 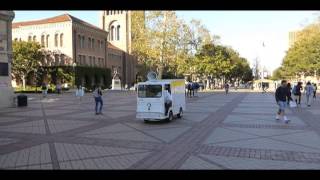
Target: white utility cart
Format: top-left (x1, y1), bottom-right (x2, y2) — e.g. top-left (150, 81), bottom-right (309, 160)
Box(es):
top-left (136, 72), bottom-right (186, 122)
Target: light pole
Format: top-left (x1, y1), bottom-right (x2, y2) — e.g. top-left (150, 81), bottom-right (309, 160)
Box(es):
top-left (72, 62), bottom-right (77, 89)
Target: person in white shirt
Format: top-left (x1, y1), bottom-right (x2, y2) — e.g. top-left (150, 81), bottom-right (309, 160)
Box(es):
top-left (164, 87), bottom-right (172, 116)
top-left (305, 81), bottom-right (314, 107)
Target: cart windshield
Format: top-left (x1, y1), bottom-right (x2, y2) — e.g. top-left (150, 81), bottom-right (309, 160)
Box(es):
top-left (138, 85), bottom-right (162, 98)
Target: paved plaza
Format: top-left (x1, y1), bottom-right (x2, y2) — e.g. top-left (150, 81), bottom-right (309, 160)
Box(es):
top-left (1, 90), bottom-right (320, 169)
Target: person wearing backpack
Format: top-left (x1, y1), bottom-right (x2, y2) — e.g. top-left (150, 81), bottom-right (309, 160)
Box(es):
top-left (187, 81), bottom-right (192, 97)
top-left (293, 82), bottom-right (302, 106)
top-left (305, 81), bottom-right (314, 107)
top-left (93, 85), bottom-right (103, 115)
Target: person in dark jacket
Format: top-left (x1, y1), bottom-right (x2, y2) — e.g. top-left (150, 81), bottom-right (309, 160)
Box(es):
top-left (293, 82), bottom-right (303, 105)
top-left (275, 80), bottom-right (293, 123)
top-left (286, 83), bottom-right (292, 105)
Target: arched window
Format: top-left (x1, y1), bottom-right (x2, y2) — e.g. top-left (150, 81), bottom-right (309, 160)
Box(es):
top-left (117, 25), bottom-right (120, 40)
top-left (28, 36), bottom-right (32, 42)
top-left (54, 34), bottom-right (58, 47)
top-left (111, 26), bottom-right (114, 41)
top-left (46, 35), bottom-right (50, 47)
top-left (60, 54), bottom-right (65, 65)
top-left (92, 38), bottom-right (95, 49)
top-left (106, 11), bottom-right (109, 15)
top-left (110, 11), bottom-right (113, 15)
top-left (33, 35), bottom-right (36, 42)
top-left (82, 36), bottom-right (85, 48)
top-left (88, 37), bottom-right (91, 48)
top-left (41, 35), bottom-right (45, 47)
top-left (78, 35), bottom-right (81, 48)
top-left (60, 34), bottom-right (63, 47)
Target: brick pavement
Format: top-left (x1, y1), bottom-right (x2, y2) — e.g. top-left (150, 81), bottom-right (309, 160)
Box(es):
top-left (1, 90), bottom-right (320, 169)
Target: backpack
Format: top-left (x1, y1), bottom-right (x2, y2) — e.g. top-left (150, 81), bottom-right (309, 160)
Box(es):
top-left (292, 85), bottom-right (297, 95)
top-left (187, 83), bottom-right (192, 90)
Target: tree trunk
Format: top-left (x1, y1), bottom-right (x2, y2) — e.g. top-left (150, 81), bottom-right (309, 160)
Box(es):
top-left (22, 74), bottom-right (26, 91)
top-left (158, 65), bottom-right (163, 80)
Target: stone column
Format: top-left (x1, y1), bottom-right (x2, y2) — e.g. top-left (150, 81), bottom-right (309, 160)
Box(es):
top-left (0, 11), bottom-right (15, 108)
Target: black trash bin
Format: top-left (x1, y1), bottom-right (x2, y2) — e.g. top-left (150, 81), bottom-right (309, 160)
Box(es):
top-left (17, 94), bottom-right (28, 107)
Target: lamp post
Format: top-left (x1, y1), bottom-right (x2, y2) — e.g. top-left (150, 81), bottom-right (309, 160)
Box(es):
top-left (72, 62), bottom-right (76, 89)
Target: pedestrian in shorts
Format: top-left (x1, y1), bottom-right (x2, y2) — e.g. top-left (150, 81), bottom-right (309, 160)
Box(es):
top-left (275, 80), bottom-right (293, 124)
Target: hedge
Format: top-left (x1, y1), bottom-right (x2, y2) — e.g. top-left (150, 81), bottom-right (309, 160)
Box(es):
top-left (75, 66), bottom-right (111, 90)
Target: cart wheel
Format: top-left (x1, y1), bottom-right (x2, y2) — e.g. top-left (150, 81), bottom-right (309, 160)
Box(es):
top-left (177, 108), bottom-right (183, 118)
top-left (167, 111), bottom-right (173, 122)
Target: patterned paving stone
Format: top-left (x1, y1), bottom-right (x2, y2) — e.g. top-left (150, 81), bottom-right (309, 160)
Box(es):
top-left (179, 155), bottom-right (222, 169)
top-left (209, 137), bottom-right (320, 153)
top-left (270, 131), bottom-right (320, 150)
top-left (223, 114), bottom-right (306, 126)
top-left (232, 107), bottom-right (292, 114)
top-left (59, 152), bottom-right (151, 169)
top-left (0, 117), bottom-right (27, 123)
top-left (81, 123), bottom-right (134, 135)
top-left (0, 120), bottom-right (46, 134)
top-left (47, 119), bottom-right (95, 133)
top-left (4, 110), bottom-right (44, 117)
top-left (143, 126), bottom-right (191, 143)
top-left (44, 109), bottom-right (75, 116)
top-left (0, 143), bottom-right (51, 168)
top-left (198, 154), bottom-right (320, 169)
top-left (54, 142), bottom-right (149, 162)
top-left (79, 123), bottom-right (161, 143)
top-left (177, 112), bottom-right (210, 122)
top-left (0, 138), bottom-right (19, 146)
top-left (203, 127), bottom-right (257, 145)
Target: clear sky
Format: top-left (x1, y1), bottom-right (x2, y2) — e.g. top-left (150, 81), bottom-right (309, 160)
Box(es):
top-left (13, 10), bottom-right (320, 72)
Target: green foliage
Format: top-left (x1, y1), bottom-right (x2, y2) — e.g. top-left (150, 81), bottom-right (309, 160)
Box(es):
top-left (12, 41), bottom-right (43, 89)
top-left (194, 43), bottom-right (253, 83)
top-left (75, 66), bottom-right (111, 90)
top-left (131, 11), bottom-right (252, 83)
top-left (278, 22), bottom-right (320, 79)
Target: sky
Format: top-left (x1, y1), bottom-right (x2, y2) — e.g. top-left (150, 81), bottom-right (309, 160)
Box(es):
top-left (13, 10), bottom-right (320, 73)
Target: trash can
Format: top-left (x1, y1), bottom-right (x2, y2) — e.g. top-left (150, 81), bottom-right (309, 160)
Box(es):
top-left (17, 94), bottom-right (28, 107)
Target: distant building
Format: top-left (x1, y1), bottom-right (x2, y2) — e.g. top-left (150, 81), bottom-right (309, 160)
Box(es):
top-left (12, 13), bottom-right (137, 88)
top-left (99, 10), bottom-right (145, 54)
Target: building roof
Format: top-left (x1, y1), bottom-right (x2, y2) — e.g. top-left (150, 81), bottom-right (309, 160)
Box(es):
top-left (12, 14), bottom-right (107, 34)
top-left (107, 42), bottom-right (124, 51)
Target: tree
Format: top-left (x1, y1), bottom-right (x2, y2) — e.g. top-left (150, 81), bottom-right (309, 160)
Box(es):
top-left (279, 21), bottom-right (320, 79)
top-left (12, 41), bottom-right (42, 90)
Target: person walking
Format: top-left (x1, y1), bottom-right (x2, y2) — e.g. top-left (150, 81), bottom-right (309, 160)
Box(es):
top-left (287, 83), bottom-right (292, 105)
top-left (93, 85), bottom-right (103, 115)
top-left (293, 82), bottom-right (303, 106)
top-left (164, 86), bottom-right (172, 116)
top-left (275, 80), bottom-right (293, 124)
top-left (313, 83), bottom-right (317, 100)
top-left (224, 83), bottom-right (229, 94)
top-left (56, 82), bottom-right (62, 94)
top-left (262, 83), bottom-right (266, 93)
top-left (41, 82), bottom-right (48, 98)
top-left (305, 81), bottom-right (314, 107)
top-left (187, 81), bottom-right (192, 97)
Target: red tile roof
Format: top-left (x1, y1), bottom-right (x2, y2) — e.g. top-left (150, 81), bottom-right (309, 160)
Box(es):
top-left (12, 14), bottom-right (71, 28)
top-left (107, 42), bottom-right (124, 51)
top-left (12, 14), bottom-right (106, 34)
